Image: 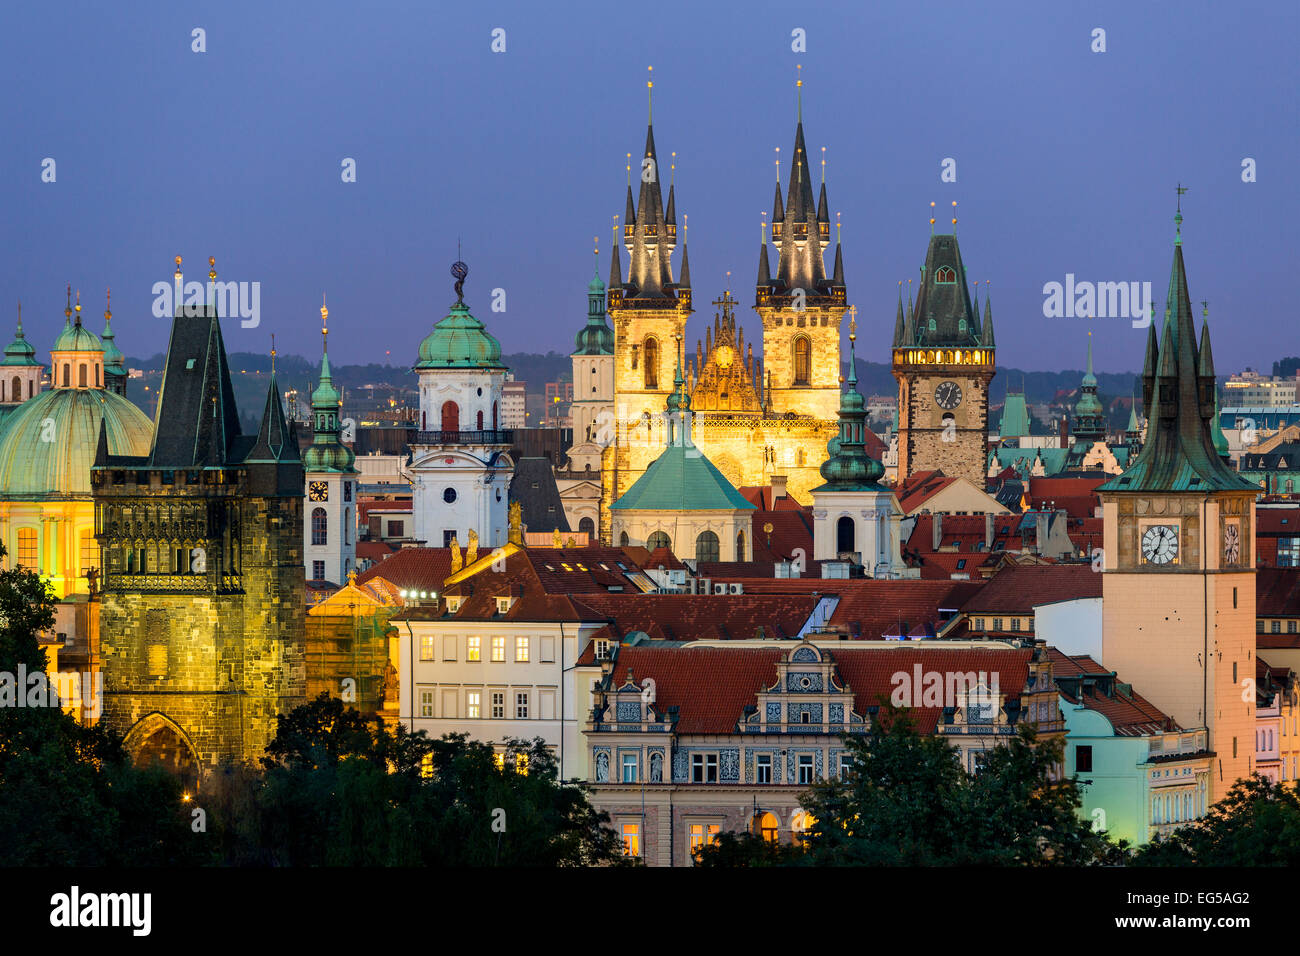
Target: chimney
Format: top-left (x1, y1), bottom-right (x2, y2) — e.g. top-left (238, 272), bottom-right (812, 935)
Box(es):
top-left (1058, 415), bottom-right (1068, 448)
top-left (770, 474), bottom-right (788, 502)
top-left (931, 513), bottom-right (943, 551)
top-left (985, 512), bottom-right (993, 550)
top-left (1035, 511), bottom-right (1049, 554)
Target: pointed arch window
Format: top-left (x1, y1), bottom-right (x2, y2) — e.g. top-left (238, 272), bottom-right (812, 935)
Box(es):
top-left (935, 266), bottom-right (956, 284)
top-left (793, 335), bottom-right (811, 386)
top-left (477, 409), bottom-right (484, 430)
top-left (643, 337), bottom-right (659, 389)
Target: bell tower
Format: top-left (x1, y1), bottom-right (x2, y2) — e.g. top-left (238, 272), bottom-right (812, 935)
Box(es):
top-left (1097, 203), bottom-right (1258, 803)
top-left (754, 70), bottom-right (846, 422)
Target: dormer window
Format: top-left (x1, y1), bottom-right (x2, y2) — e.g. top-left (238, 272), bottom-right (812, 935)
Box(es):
top-left (446, 596), bottom-right (462, 613)
top-left (496, 596), bottom-right (513, 615)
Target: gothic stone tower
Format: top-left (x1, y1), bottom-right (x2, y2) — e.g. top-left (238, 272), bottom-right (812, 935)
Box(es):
top-left (1097, 215), bottom-right (1257, 802)
top-left (602, 114), bottom-right (692, 542)
top-left (754, 108), bottom-right (846, 423)
top-left (94, 268), bottom-right (305, 775)
top-left (892, 231), bottom-right (996, 485)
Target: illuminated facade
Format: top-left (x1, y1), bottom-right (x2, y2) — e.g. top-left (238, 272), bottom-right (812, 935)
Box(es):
top-left (599, 99), bottom-right (845, 532)
top-left (892, 231), bottom-right (996, 486)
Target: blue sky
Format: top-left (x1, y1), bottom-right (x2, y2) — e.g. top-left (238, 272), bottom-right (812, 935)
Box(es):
top-left (2, 0), bottom-right (1294, 373)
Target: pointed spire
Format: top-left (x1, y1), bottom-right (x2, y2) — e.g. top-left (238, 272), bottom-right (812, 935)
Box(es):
top-left (608, 230), bottom-right (623, 290)
top-left (980, 286), bottom-right (995, 348)
top-left (679, 242), bottom-right (691, 289)
top-left (831, 237), bottom-right (845, 288)
top-left (1083, 330), bottom-right (1096, 385)
top-left (665, 183), bottom-right (676, 225)
top-left (892, 283), bottom-right (906, 349)
top-left (772, 181), bottom-right (785, 224)
top-left (756, 221), bottom-right (771, 288)
top-left (1197, 302), bottom-right (1215, 379)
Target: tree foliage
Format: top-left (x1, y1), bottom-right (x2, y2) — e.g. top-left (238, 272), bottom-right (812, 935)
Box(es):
top-left (1133, 776), bottom-right (1300, 866)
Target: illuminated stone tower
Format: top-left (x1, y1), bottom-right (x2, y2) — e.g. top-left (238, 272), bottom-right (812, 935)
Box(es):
top-left (94, 257), bottom-right (306, 777)
top-left (755, 75), bottom-right (846, 423)
top-left (303, 299), bottom-right (358, 584)
top-left (603, 71), bottom-right (693, 542)
top-left (1097, 208), bottom-right (1258, 803)
top-left (892, 222), bottom-right (996, 485)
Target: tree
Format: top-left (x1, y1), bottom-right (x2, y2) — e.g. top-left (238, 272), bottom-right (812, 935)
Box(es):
top-left (1134, 776), bottom-right (1300, 866)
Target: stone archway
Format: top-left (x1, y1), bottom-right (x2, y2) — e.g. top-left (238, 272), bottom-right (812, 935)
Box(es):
top-left (124, 712), bottom-right (200, 793)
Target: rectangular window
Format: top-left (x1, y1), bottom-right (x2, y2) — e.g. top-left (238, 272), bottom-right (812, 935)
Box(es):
top-left (621, 823), bottom-right (640, 857)
top-left (496, 597), bottom-right (511, 615)
top-left (515, 637), bottom-right (529, 662)
top-left (467, 636), bottom-right (480, 661)
top-left (756, 754), bottom-right (772, 784)
top-left (1291, 621), bottom-right (1298, 634)
top-left (992, 618), bottom-right (1003, 632)
top-left (621, 753), bottom-right (638, 783)
top-left (419, 634), bottom-right (435, 661)
top-left (595, 639), bottom-right (611, 660)
top-left (1258, 619), bottom-right (1266, 633)
top-left (388, 520), bottom-right (404, 537)
top-left (691, 753), bottom-right (718, 783)
top-left (515, 692), bottom-right (529, 719)
top-left (467, 691), bottom-right (481, 719)
top-left (491, 637), bottom-right (506, 662)
top-left (491, 691), bottom-right (505, 719)
top-left (540, 636), bottom-right (555, 663)
top-left (79, 530), bottom-right (96, 576)
top-left (689, 823), bottom-right (720, 859)
top-left (1010, 618), bottom-right (1020, 632)
top-left (839, 754), bottom-right (854, 779)
top-left (419, 689), bottom-right (434, 718)
top-left (1273, 620), bottom-right (1282, 634)
top-left (797, 754), bottom-right (814, 785)
top-left (1076, 745), bottom-right (1093, 773)
top-left (312, 560), bottom-right (325, 581)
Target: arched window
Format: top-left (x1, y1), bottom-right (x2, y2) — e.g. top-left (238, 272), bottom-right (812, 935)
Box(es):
top-left (837, 515), bottom-right (855, 554)
top-left (78, 364), bottom-right (87, 388)
top-left (935, 266), bottom-right (956, 283)
top-left (958, 318), bottom-right (967, 335)
top-left (441, 400), bottom-right (459, 433)
top-left (477, 409), bottom-right (484, 429)
top-left (647, 530), bottom-right (671, 552)
top-left (492, 401), bottom-right (498, 429)
top-left (793, 335), bottom-right (811, 386)
top-left (736, 530), bottom-right (746, 561)
top-left (311, 507), bottom-right (328, 545)
top-left (752, 812), bottom-right (779, 843)
top-left (928, 318), bottom-right (937, 332)
top-left (695, 530), bottom-right (719, 564)
top-left (643, 337), bottom-right (659, 389)
top-left (791, 811), bottom-right (815, 845)
top-left (62, 363), bottom-right (70, 387)
top-left (619, 531), bottom-right (630, 547)
top-left (578, 516), bottom-right (595, 537)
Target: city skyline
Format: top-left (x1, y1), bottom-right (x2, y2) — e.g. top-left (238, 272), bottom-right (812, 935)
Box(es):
top-left (3, 1), bottom-right (1294, 372)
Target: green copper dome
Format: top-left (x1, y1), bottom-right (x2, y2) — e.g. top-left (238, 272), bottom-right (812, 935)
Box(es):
top-left (311, 351), bottom-right (341, 407)
top-left (52, 316), bottom-right (103, 353)
top-left (303, 440), bottom-right (355, 472)
top-left (2, 314), bottom-right (40, 367)
top-left (415, 301), bottom-right (504, 370)
top-left (0, 388), bottom-right (152, 497)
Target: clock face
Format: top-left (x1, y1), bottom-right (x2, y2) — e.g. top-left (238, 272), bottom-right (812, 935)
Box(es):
top-left (308, 481), bottom-right (329, 502)
top-left (935, 381), bottom-right (962, 410)
top-left (1223, 522), bottom-right (1241, 565)
top-left (1141, 524), bottom-right (1179, 565)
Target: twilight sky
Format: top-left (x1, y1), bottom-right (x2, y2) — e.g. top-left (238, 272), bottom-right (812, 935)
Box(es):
top-left (1, 0), bottom-right (1294, 374)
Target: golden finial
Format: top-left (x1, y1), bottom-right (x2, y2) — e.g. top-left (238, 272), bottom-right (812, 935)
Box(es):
top-left (670, 151), bottom-right (676, 186)
top-left (593, 235), bottom-right (599, 259)
top-left (930, 200), bottom-right (936, 233)
top-left (796, 63), bottom-right (803, 122)
top-left (209, 255), bottom-right (216, 282)
top-left (74, 289), bottom-right (81, 314)
top-left (612, 216), bottom-right (618, 251)
top-left (320, 293), bottom-right (329, 352)
top-left (761, 211), bottom-right (767, 244)
top-left (774, 146), bottom-right (781, 184)
top-left (683, 212), bottom-right (688, 245)
top-left (271, 332), bottom-right (277, 374)
top-left (104, 286), bottom-right (111, 321)
top-left (625, 152), bottom-right (631, 188)
top-left (821, 146), bottom-right (826, 186)
top-left (848, 305), bottom-right (857, 341)
top-left (174, 255), bottom-right (182, 279)
top-left (836, 211), bottom-right (841, 244)
top-left (647, 65), bottom-right (653, 122)
top-left (951, 200), bottom-right (957, 231)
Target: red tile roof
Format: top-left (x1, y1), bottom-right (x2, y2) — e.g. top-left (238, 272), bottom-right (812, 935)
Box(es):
top-left (572, 592), bottom-right (822, 642)
top-left (1257, 567), bottom-right (1300, 617)
top-left (1256, 508), bottom-right (1300, 537)
top-left (1048, 649), bottom-right (1179, 736)
top-left (644, 546), bottom-right (685, 571)
top-left (748, 508), bottom-right (815, 563)
top-left (897, 470), bottom-right (959, 512)
top-left (602, 644), bottom-right (1033, 734)
top-left (355, 547), bottom-right (457, 593)
top-left (960, 564), bottom-right (1101, 615)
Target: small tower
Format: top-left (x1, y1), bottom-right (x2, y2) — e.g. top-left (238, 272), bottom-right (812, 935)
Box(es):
top-left (569, 243), bottom-right (615, 455)
top-left (811, 310), bottom-right (906, 576)
top-left (1, 302), bottom-right (44, 404)
top-left (409, 260), bottom-right (513, 548)
top-left (1071, 334), bottom-right (1106, 444)
top-left (303, 299), bottom-right (359, 584)
top-left (100, 289), bottom-right (127, 397)
top-left (50, 287), bottom-right (106, 391)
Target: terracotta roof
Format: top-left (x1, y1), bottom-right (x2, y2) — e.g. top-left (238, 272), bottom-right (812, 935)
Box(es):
top-left (748, 508), bottom-right (814, 563)
top-left (738, 486), bottom-right (810, 512)
top-left (355, 547), bottom-right (457, 593)
top-left (603, 644), bottom-right (1033, 734)
top-left (896, 470), bottom-right (958, 512)
top-left (572, 592), bottom-right (822, 642)
top-left (357, 500), bottom-right (412, 519)
top-left (356, 539), bottom-right (398, 563)
top-left (904, 514), bottom-right (1021, 553)
top-left (696, 559), bottom-right (824, 579)
top-left (960, 564), bottom-right (1100, 615)
top-left (1048, 649), bottom-right (1179, 736)
top-left (1257, 567), bottom-right (1300, 616)
top-left (1256, 508), bottom-right (1300, 536)
top-left (644, 546), bottom-right (685, 570)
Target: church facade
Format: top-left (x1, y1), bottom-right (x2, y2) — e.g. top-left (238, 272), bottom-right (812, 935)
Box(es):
top-left (598, 98), bottom-right (845, 540)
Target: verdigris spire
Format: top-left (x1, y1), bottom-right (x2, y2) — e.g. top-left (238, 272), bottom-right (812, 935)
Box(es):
top-left (816, 308), bottom-right (884, 489)
top-left (892, 284), bottom-right (906, 349)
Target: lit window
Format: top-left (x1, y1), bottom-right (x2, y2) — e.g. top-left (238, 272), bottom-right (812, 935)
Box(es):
top-left (752, 812), bottom-right (779, 842)
top-left (515, 637), bottom-right (529, 662)
top-left (689, 823), bottom-right (720, 859)
top-left (18, 527), bottom-right (39, 567)
top-left (791, 811), bottom-right (816, 844)
top-left (515, 691), bottom-right (529, 719)
top-left (419, 689), bottom-right (434, 718)
top-left (496, 597), bottom-right (511, 614)
top-left (515, 753), bottom-right (528, 773)
top-left (420, 753), bottom-right (433, 779)
top-left (493, 752), bottom-right (504, 770)
top-left (467, 691), bottom-right (481, 719)
top-left (419, 634), bottom-right (435, 661)
top-left (467, 636), bottom-right (480, 661)
top-left (491, 637), bottom-right (506, 661)
top-left (622, 823), bottom-right (641, 857)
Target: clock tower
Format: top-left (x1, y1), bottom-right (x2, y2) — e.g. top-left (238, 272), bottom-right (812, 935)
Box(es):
top-left (891, 228), bottom-right (995, 486)
top-left (1096, 208), bottom-right (1258, 802)
top-left (303, 300), bottom-right (358, 585)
